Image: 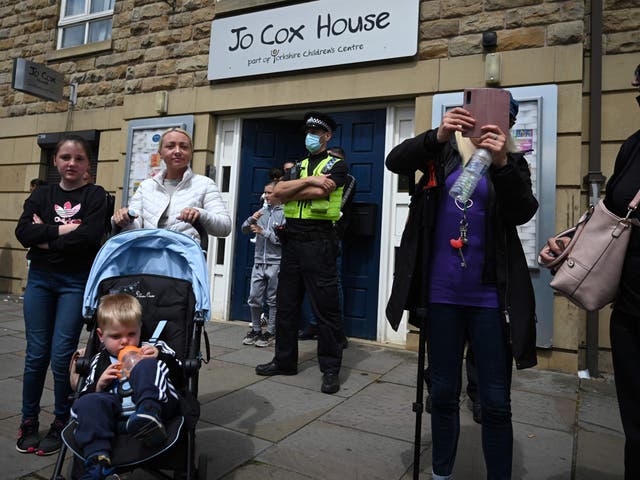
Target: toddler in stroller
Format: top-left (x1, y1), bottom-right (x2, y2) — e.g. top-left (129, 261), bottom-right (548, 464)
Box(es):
top-left (52, 229), bottom-right (211, 480)
top-left (72, 293), bottom-right (182, 479)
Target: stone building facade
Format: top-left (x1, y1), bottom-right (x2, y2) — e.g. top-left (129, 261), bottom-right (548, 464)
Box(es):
top-left (1, 0), bottom-right (639, 373)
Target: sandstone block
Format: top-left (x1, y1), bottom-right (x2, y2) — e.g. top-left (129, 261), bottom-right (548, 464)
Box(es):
top-left (605, 30), bottom-right (640, 54)
top-left (176, 55), bottom-right (208, 73)
top-left (602, 8), bottom-right (640, 33)
top-left (486, 0), bottom-right (541, 10)
top-left (168, 41), bottom-right (200, 57)
top-left (194, 71), bottom-right (209, 87)
top-left (420, 19), bottom-right (459, 40)
top-left (507, 0), bottom-right (584, 28)
top-left (144, 46), bottom-right (166, 62)
top-left (420, 1), bottom-right (440, 21)
top-left (141, 76), bottom-right (178, 92)
top-left (191, 6), bottom-right (216, 22)
top-left (547, 20), bottom-right (584, 46)
top-left (418, 39), bottom-right (449, 59)
top-left (441, 0), bottom-right (482, 19)
top-left (178, 74), bottom-right (194, 89)
top-left (497, 27), bottom-right (545, 50)
top-left (125, 79), bottom-right (142, 95)
top-left (460, 12), bottom-right (505, 34)
top-left (133, 63), bottom-right (157, 78)
top-left (449, 34), bottom-right (483, 56)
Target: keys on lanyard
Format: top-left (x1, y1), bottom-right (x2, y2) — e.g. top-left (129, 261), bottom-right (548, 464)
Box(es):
top-left (457, 217), bottom-right (468, 267)
top-left (450, 200), bottom-right (470, 268)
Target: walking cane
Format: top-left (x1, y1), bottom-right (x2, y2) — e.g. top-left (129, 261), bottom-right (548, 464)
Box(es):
top-left (412, 306), bottom-right (428, 479)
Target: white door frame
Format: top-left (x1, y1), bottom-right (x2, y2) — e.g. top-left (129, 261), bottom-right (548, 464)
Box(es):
top-left (213, 104), bottom-right (416, 345)
top-left (209, 117), bottom-right (242, 321)
top-left (377, 105), bottom-right (415, 345)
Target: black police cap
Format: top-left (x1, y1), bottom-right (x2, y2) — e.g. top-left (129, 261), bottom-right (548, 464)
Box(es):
top-left (303, 111), bottom-right (337, 133)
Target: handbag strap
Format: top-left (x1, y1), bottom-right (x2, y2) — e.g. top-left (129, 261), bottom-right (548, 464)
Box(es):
top-left (626, 188), bottom-right (640, 214)
top-left (625, 189), bottom-right (640, 227)
top-left (538, 209), bottom-right (591, 269)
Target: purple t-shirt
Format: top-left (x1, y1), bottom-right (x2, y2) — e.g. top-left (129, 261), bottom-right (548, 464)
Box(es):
top-left (429, 164), bottom-right (499, 308)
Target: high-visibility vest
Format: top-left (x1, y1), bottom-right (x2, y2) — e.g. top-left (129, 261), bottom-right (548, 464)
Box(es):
top-left (284, 156), bottom-right (343, 221)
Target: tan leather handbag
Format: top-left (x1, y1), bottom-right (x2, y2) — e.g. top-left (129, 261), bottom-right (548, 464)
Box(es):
top-left (538, 191), bottom-right (640, 311)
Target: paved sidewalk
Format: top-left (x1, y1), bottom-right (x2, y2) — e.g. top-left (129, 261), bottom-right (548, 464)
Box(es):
top-left (0, 294), bottom-right (624, 479)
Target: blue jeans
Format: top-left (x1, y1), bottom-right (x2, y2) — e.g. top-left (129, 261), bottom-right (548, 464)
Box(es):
top-left (427, 303), bottom-right (513, 479)
top-left (22, 268), bottom-right (88, 421)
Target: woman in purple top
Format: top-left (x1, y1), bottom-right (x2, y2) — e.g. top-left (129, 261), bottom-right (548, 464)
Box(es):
top-left (386, 94), bottom-right (538, 480)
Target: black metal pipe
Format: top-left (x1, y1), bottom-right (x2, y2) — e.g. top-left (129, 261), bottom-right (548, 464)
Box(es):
top-left (585, 0), bottom-right (604, 377)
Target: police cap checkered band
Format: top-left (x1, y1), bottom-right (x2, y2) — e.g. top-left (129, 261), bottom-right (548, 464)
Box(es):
top-left (306, 116), bottom-right (330, 131)
top-left (303, 111), bottom-right (337, 133)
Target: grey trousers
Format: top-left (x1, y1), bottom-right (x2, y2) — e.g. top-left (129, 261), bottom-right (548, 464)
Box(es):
top-left (247, 263), bottom-right (279, 334)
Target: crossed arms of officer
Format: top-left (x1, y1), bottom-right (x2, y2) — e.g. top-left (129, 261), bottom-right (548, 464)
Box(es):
top-left (271, 175), bottom-right (336, 204)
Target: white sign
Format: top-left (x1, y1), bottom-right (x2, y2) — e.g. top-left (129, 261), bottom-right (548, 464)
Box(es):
top-left (208, 0), bottom-right (419, 80)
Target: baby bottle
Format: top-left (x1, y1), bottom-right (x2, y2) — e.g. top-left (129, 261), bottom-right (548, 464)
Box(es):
top-left (117, 345), bottom-right (142, 379)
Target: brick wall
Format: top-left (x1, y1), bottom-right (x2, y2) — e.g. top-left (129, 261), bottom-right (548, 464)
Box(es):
top-left (1, 1), bottom-right (638, 118)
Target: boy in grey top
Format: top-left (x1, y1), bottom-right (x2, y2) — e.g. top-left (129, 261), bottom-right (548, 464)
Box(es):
top-left (241, 181), bottom-right (285, 347)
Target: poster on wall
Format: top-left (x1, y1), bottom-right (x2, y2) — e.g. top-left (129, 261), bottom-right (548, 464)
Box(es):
top-left (123, 116), bottom-right (194, 206)
top-left (208, 0), bottom-right (419, 80)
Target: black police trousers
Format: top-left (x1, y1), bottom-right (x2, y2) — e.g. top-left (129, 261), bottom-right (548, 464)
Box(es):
top-left (275, 233), bottom-right (343, 374)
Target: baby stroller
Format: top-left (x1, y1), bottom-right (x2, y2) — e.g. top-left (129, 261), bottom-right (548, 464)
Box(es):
top-left (51, 229), bottom-right (211, 480)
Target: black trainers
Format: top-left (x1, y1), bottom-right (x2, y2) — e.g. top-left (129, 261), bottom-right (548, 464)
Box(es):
top-left (321, 372), bottom-right (340, 394)
top-left (80, 453), bottom-right (114, 480)
top-left (242, 329), bottom-right (261, 345)
top-left (36, 418), bottom-right (65, 456)
top-left (16, 418), bottom-right (39, 453)
top-left (255, 331), bottom-right (275, 347)
top-left (126, 402), bottom-right (167, 447)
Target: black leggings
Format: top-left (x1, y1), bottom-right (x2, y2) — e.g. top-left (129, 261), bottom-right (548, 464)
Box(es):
top-left (610, 308), bottom-right (640, 480)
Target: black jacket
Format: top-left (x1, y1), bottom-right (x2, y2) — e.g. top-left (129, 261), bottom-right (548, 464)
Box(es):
top-left (604, 128), bottom-right (640, 316)
top-left (80, 340), bottom-right (185, 396)
top-left (385, 129), bottom-right (539, 369)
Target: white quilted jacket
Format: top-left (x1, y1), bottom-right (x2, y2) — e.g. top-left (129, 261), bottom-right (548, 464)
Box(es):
top-left (121, 167), bottom-right (232, 242)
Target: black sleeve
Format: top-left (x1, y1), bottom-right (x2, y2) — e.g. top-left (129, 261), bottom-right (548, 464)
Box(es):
top-left (327, 159), bottom-right (348, 188)
top-left (15, 187), bottom-right (60, 247)
top-left (385, 129), bottom-right (444, 175)
top-left (490, 153), bottom-right (539, 226)
top-left (158, 351), bottom-right (186, 390)
top-left (79, 352), bottom-right (106, 396)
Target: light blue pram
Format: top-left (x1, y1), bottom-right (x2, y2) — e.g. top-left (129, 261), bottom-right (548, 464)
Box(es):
top-left (52, 229), bottom-right (211, 480)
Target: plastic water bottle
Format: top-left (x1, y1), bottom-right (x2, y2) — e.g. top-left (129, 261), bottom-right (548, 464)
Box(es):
top-left (449, 148), bottom-right (492, 203)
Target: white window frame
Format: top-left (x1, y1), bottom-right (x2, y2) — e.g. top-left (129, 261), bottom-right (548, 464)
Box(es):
top-left (57, 0), bottom-right (115, 49)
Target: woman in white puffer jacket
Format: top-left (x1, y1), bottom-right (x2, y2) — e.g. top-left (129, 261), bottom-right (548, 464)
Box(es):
top-left (113, 128), bottom-right (231, 243)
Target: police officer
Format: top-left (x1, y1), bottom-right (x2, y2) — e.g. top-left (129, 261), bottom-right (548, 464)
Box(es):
top-left (255, 111), bottom-right (348, 394)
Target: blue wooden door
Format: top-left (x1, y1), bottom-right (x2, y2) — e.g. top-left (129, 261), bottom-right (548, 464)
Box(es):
top-left (329, 110), bottom-right (386, 339)
top-left (231, 110), bottom-right (386, 340)
top-left (231, 119), bottom-right (304, 322)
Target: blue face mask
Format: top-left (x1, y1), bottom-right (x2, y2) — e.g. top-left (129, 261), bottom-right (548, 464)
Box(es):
top-left (305, 133), bottom-right (322, 153)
